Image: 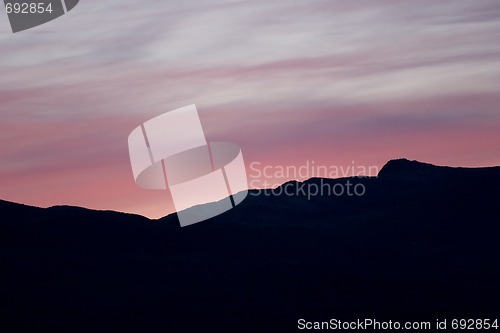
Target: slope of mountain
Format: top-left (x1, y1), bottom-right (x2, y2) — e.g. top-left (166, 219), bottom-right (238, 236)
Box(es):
top-left (1, 159), bottom-right (499, 332)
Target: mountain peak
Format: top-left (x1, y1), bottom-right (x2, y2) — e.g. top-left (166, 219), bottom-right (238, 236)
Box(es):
top-left (378, 158), bottom-right (440, 177)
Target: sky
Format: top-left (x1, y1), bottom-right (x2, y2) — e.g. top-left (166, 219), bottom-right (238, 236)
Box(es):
top-left (1, 0), bottom-right (500, 218)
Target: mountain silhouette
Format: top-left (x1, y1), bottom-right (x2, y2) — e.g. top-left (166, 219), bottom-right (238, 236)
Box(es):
top-left (1, 159), bottom-right (499, 332)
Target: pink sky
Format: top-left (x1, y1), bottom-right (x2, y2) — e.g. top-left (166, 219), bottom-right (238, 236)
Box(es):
top-left (1, 0), bottom-right (500, 218)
